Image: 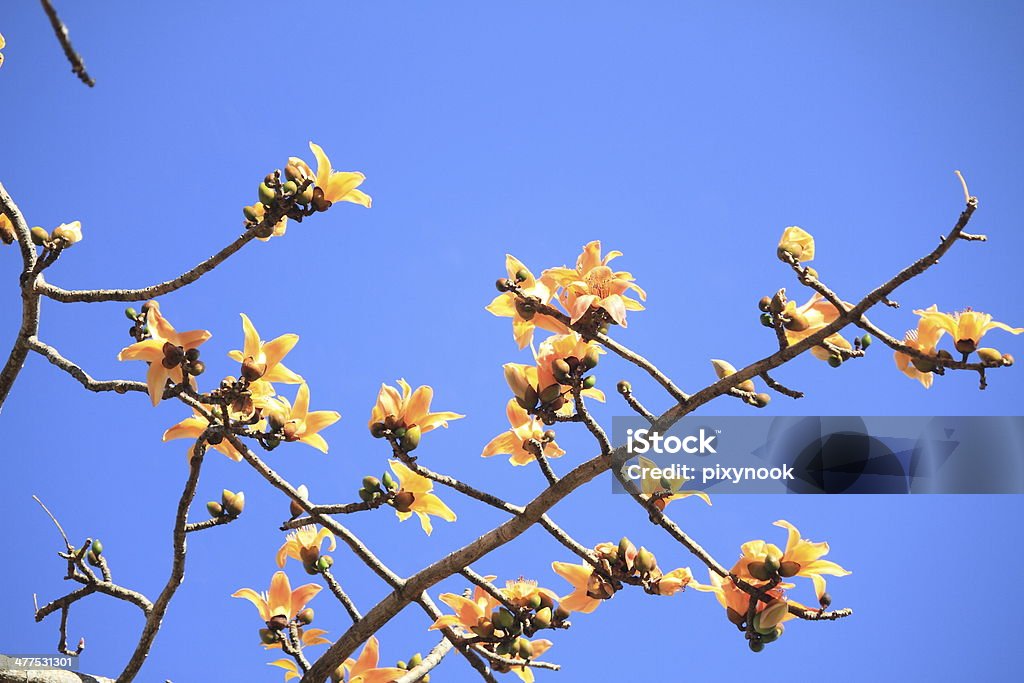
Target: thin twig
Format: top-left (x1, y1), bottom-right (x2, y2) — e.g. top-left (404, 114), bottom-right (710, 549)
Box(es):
top-left (39, 0), bottom-right (95, 86)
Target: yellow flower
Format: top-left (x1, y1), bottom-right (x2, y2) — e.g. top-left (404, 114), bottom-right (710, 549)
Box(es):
top-left (550, 561), bottom-right (613, 614)
top-left (265, 627), bottom-right (331, 650)
top-left (914, 306), bottom-right (1023, 354)
top-left (691, 570), bottom-right (793, 623)
top-left (368, 379), bottom-right (464, 435)
top-left (481, 399), bottom-right (565, 466)
top-left (306, 141), bottom-right (372, 208)
top-left (544, 240), bottom-right (646, 326)
top-left (244, 202), bottom-right (288, 241)
top-left (535, 333), bottom-right (606, 399)
top-left (894, 305), bottom-right (945, 388)
top-left (338, 636), bottom-right (405, 683)
top-left (228, 313), bottom-right (303, 384)
top-left (778, 226), bottom-right (814, 261)
top-left (430, 576), bottom-right (500, 633)
top-left (633, 455), bottom-right (711, 510)
top-left (652, 567), bottom-right (695, 596)
top-left (276, 525), bottom-right (337, 569)
top-left (162, 408), bottom-right (246, 462)
top-left (0, 32), bottom-right (5, 68)
top-left (117, 301), bottom-right (211, 406)
top-left (0, 214), bottom-right (15, 245)
top-left (733, 520), bottom-right (851, 600)
top-left (486, 254), bottom-right (568, 348)
top-left (501, 578), bottom-right (559, 609)
top-left (51, 221), bottom-right (83, 246)
top-left (268, 659), bottom-right (301, 682)
top-left (780, 294), bottom-right (851, 361)
top-left (232, 571), bottom-right (321, 627)
top-left (388, 459), bottom-right (456, 535)
top-left (264, 383), bottom-right (340, 453)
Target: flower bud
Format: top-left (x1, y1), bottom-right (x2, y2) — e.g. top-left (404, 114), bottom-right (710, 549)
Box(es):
top-left (258, 182), bottom-right (276, 205)
top-left (759, 625), bottom-right (783, 644)
top-left (30, 226), bottom-right (49, 246)
top-left (281, 180), bottom-right (298, 196)
top-left (91, 539), bottom-right (104, 556)
top-left (492, 608), bottom-right (515, 631)
top-left (752, 393), bottom-right (771, 408)
top-left (758, 296), bottom-right (772, 312)
top-left (297, 184), bottom-right (315, 205)
top-left (532, 606), bottom-right (552, 629)
top-left (581, 375), bottom-right (597, 390)
top-left (409, 653), bottom-right (423, 668)
top-left (369, 421), bottom-right (388, 438)
top-left (635, 547), bottom-right (657, 573)
top-left (911, 356), bottom-right (935, 372)
top-left (516, 638), bottom-right (534, 659)
top-left (296, 608), bottom-right (314, 625)
top-left (977, 347), bottom-right (1003, 364)
top-left (495, 278), bottom-right (512, 292)
top-left (539, 383), bottom-right (562, 404)
top-left (1002, 353), bottom-right (1015, 367)
top-left (316, 556), bottom-right (334, 571)
top-left (207, 501), bottom-right (223, 517)
top-left (777, 242), bottom-right (803, 260)
top-left (362, 476), bottom-right (381, 492)
top-left (616, 380), bottom-right (631, 394)
top-left (259, 628), bottom-right (278, 645)
top-left (804, 266), bottom-right (819, 279)
top-left (748, 639), bottom-right (764, 653)
top-left (243, 205), bottom-right (260, 222)
top-left (763, 554), bottom-right (780, 576)
top-left (551, 359), bottom-right (572, 384)
top-left (936, 349), bottom-right (954, 362)
top-left (618, 536), bottom-right (634, 561)
top-left (759, 313), bottom-right (774, 328)
top-left (828, 354), bottom-right (843, 368)
top-left (222, 490), bottom-right (245, 516)
top-left (582, 347), bottom-right (600, 370)
top-left (553, 606), bottom-right (571, 621)
top-left (399, 424), bottom-right (422, 452)
top-left (818, 592), bottom-right (832, 609)
top-left (382, 471), bottom-right (398, 491)
top-left (860, 333), bottom-right (873, 349)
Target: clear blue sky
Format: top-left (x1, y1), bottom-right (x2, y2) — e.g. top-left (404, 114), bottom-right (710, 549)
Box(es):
top-left (1, 2), bottom-right (1022, 681)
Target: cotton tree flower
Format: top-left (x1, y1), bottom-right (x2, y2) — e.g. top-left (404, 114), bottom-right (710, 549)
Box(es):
top-left (481, 399), bottom-right (565, 466)
top-left (263, 383), bottom-right (340, 453)
top-left (388, 459), bottom-right (456, 535)
top-left (733, 520), bottom-right (851, 601)
top-left (914, 306), bottom-right (1023, 354)
top-left (486, 254), bottom-right (568, 348)
top-left (535, 332), bottom-right (606, 398)
top-left (691, 570), bottom-right (794, 625)
top-left (506, 639), bottom-right (554, 683)
top-left (368, 379), bottom-right (464, 439)
top-left (633, 455), bottom-right (711, 510)
top-left (232, 571), bottom-right (321, 629)
top-left (894, 306), bottom-right (946, 388)
top-left (779, 293), bottom-right (851, 361)
top-left (228, 313), bottom-right (303, 384)
top-left (501, 578), bottom-right (559, 610)
top-left (430, 576), bottom-right (500, 633)
top-left (551, 561), bottom-right (613, 613)
top-left (302, 141), bottom-right (372, 208)
top-left (652, 567), bottom-right (695, 596)
top-left (162, 409), bottom-right (246, 462)
top-left (335, 636), bottom-right (405, 683)
top-left (117, 302), bottom-right (211, 406)
top-left (543, 240), bottom-right (646, 326)
top-left (777, 226), bottom-right (815, 261)
top-left (276, 525), bottom-right (337, 570)
top-left (0, 32), bottom-right (5, 69)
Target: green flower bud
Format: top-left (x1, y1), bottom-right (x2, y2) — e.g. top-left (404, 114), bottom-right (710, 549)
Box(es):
top-left (581, 375), bottom-right (597, 390)
top-left (259, 628), bottom-right (278, 645)
top-left (282, 180), bottom-right (298, 196)
top-left (749, 639), bottom-right (765, 653)
top-left (860, 333), bottom-right (873, 349)
top-left (316, 556), bottom-right (334, 571)
top-left (358, 487), bottom-right (374, 503)
top-left (206, 501), bottom-right (223, 517)
top-left (759, 313), bottom-right (774, 328)
top-left (763, 554), bottom-right (780, 576)
top-left (551, 359), bottom-right (572, 384)
top-left (124, 307), bottom-right (138, 321)
top-left (382, 471), bottom-right (398, 491)
top-left (258, 181), bottom-right (276, 205)
top-left (362, 476), bottom-right (381, 491)
top-left (297, 184), bottom-right (315, 205)
top-left (492, 608), bottom-right (515, 631)
top-left (582, 347), bottom-right (600, 370)
top-left (759, 625), bottom-right (782, 644)
top-left (828, 354), bottom-right (843, 368)
top-left (31, 227), bottom-right (49, 246)
top-left (408, 653), bottom-right (423, 668)
top-left (516, 638), bottom-right (534, 659)
top-left (532, 607), bottom-right (552, 629)
top-left (399, 424), bottom-right (422, 452)
top-left (296, 607), bottom-right (314, 625)
top-left (553, 606), bottom-right (571, 621)
top-left (222, 490), bottom-right (245, 516)
top-left (396, 660), bottom-right (407, 670)
top-left (242, 205), bottom-right (260, 222)
top-left (635, 547), bottom-right (657, 573)
top-left (91, 539), bottom-right (104, 556)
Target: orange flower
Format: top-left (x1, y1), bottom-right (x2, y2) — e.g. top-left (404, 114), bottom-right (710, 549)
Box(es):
top-left (388, 460), bottom-right (456, 535)
top-left (501, 578), bottom-right (559, 610)
top-left (481, 399), bottom-right (565, 466)
top-left (914, 306), bottom-right (1023, 354)
top-left (337, 636), bottom-right (405, 683)
top-left (543, 240), bottom-right (646, 326)
top-left (163, 408), bottom-right (246, 462)
top-left (551, 561), bottom-right (612, 614)
top-left (306, 142), bottom-right (372, 208)
top-left (732, 520), bottom-right (850, 601)
top-left (228, 314), bottom-right (303, 384)
top-left (780, 294), bottom-right (851, 361)
top-left (506, 639), bottom-right (554, 683)
top-left (652, 567), bottom-right (695, 596)
top-left (894, 305), bottom-right (946, 388)
top-left (535, 333), bottom-right (606, 398)
top-left (691, 570), bottom-right (792, 623)
top-left (486, 254), bottom-right (568, 348)
top-left (264, 384), bottom-right (340, 453)
top-left (117, 302), bottom-right (211, 406)
top-left (368, 379), bottom-right (464, 435)
top-left (276, 525), bottom-right (337, 569)
top-left (232, 571), bottom-right (321, 627)
top-left (430, 576), bottom-right (500, 633)
top-left (777, 226), bottom-right (815, 261)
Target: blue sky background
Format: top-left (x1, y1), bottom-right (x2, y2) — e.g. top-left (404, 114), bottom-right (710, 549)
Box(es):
top-left (1, 1), bottom-right (1022, 681)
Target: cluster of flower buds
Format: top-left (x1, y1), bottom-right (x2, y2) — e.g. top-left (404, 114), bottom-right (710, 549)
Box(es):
top-left (369, 418), bottom-right (423, 452)
top-left (745, 598), bottom-right (789, 652)
top-left (358, 473), bottom-right (401, 508)
top-left (207, 489), bottom-right (245, 518)
top-left (124, 305), bottom-right (151, 342)
top-left (594, 537), bottom-right (691, 597)
top-left (23, 220), bottom-right (83, 249)
top-left (471, 589), bottom-right (568, 660)
top-left (711, 358), bottom-right (771, 407)
top-left (85, 539), bottom-right (104, 567)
